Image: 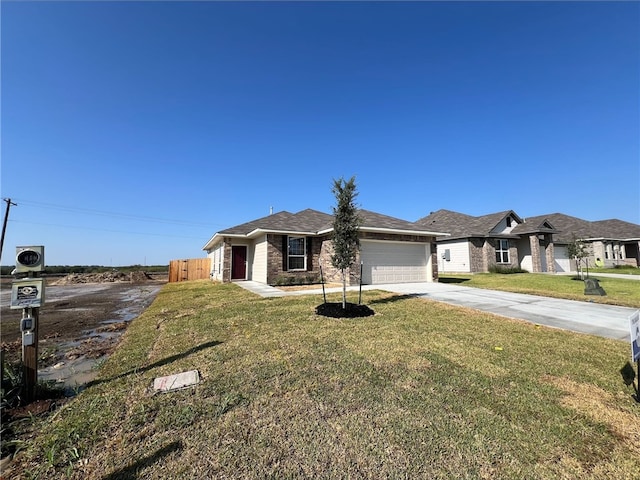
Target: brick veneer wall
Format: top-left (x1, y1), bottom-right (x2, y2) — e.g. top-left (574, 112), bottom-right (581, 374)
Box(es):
top-left (222, 239), bottom-right (232, 282)
top-left (318, 237), bottom-right (361, 285)
top-left (484, 238), bottom-right (518, 270)
top-left (529, 235), bottom-right (541, 273)
top-left (266, 234), bottom-right (324, 285)
top-left (469, 238), bottom-right (485, 272)
top-left (544, 234), bottom-right (556, 273)
top-left (431, 242), bottom-right (439, 281)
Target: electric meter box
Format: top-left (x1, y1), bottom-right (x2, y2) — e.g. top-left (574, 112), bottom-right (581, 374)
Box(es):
top-left (15, 246), bottom-right (45, 273)
top-left (23, 331), bottom-right (35, 346)
top-left (20, 317), bottom-right (34, 332)
top-left (10, 278), bottom-right (45, 309)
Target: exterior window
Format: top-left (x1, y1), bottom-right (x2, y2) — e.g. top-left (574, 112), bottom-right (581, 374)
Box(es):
top-left (495, 239), bottom-right (510, 264)
top-left (506, 217), bottom-right (512, 227)
top-left (288, 236), bottom-right (306, 270)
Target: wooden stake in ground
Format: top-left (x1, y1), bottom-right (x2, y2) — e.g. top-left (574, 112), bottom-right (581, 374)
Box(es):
top-left (22, 307), bottom-right (39, 404)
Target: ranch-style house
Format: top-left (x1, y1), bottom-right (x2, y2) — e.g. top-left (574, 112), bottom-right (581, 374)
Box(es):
top-left (202, 208), bottom-right (449, 285)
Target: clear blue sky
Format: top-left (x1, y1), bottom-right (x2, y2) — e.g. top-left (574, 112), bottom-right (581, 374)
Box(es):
top-left (2, 1), bottom-right (638, 266)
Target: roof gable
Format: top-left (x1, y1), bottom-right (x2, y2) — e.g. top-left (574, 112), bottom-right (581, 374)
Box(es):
top-left (415, 209), bottom-right (477, 238)
top-left (416, 209), bottom-right (523, 238)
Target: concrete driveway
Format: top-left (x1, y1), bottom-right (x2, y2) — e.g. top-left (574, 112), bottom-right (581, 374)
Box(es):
top-left (237, 280), bottom-right (637, 341)
top-left (372, 282), bottom-right (635, 341)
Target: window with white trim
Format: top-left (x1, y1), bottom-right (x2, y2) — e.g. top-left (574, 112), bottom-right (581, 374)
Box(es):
top-left (495, 239), bottom-right (510, 264)
top-left (288, 236), bottom-right (306, 270)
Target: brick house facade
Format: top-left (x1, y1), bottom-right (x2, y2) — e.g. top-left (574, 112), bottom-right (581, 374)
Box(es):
top-left (204, 209), bottom-right (448, 285)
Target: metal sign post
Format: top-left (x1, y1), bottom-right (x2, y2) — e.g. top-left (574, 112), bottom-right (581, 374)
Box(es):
top-left (621, 310), bottom-right (640, 403)
top-left (630, 310), bottom-right (640, 364)
top-left (10, 246), bottom-right (45, 404)
top-left (21, 307), bottom-right (39, 402)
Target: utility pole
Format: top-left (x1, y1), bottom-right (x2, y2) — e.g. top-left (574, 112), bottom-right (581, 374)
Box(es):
top-left (1, 198), bottom-right (17, 263)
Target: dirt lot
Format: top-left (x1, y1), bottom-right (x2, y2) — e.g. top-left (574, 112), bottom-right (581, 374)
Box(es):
top-left (1, 273), bottom-right (166, 388)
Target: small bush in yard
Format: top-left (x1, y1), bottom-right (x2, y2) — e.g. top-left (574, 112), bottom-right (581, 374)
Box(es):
top-left (614, 264), bottom-right (638, 270)
top-left (488, 264), bottom-right (528, 274)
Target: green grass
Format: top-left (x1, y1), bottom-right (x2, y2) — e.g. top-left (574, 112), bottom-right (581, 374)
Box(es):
top-left (10, 281), bottom-right (640, 479)
top-left (590, 267), bottom-right (640, 275)
top-left (440, 273), bottom-right (640, 308)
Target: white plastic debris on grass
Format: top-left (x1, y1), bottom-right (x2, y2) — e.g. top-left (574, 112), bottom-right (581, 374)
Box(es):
top-left (153, 370), bottom-right (200, 393)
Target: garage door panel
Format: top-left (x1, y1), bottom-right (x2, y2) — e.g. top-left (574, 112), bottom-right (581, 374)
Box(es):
top-left (361, 241), bottom-right (428, 284)
top-left (554, 246), bottom-right (572, 272)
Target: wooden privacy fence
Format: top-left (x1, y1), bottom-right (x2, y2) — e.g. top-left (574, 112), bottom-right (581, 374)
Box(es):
top-left (169, 258), bottom-right (211, 283)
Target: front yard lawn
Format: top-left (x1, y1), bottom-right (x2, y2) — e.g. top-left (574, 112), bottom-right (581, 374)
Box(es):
top-left (10, 281), bottom-right (640, 479)
top-left (440, 273), bottom-right (640, 308)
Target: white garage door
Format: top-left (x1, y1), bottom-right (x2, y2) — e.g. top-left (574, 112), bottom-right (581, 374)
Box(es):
top-left (361, 241), bottom-right (428, 284)
top-left (554, 246), bottom-right (572, 272)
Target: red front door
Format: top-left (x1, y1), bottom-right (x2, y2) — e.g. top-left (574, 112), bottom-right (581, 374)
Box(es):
top-left (231, 246), bottom-right (247, 280)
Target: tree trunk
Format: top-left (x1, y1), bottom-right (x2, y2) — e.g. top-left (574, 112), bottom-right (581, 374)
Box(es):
top-left (341, 269), bottom-right (347, 309)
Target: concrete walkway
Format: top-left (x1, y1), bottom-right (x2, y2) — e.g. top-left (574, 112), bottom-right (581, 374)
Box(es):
top-left (235, 281), bottom-right (637, 341)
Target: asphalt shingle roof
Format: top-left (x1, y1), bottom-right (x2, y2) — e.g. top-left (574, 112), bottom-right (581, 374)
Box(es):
top-left (217, 208), bottom-right (435, 237)
top-left (525, 213), bottom-right (640, 243)
top-left (415, 209), bottom-right (520, 239)
top-left (359, 209), bottom-right (438, 233)
top-left (416, 210), bottom-right (640, 244)
top-left (218, 211), bottom-right (296, 235)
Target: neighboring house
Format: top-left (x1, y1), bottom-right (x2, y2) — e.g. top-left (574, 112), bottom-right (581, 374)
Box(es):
top-left (522, 213), bottom-right (640, 269)
top-left (415, 209), bottom-right (640, 273)
top-left (202, 209), bottom-right (449, 285)
top-left (415, 210), bottom-right (557, 274)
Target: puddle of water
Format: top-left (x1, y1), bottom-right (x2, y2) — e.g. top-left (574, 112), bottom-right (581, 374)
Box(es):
top-left (37, 284), bottom-right (163, 395)
top-left (39, 355), bottom-right (105, 395)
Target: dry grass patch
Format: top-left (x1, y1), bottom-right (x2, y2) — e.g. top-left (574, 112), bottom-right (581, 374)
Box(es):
top-left (542, 375), bottom-right (640, 455)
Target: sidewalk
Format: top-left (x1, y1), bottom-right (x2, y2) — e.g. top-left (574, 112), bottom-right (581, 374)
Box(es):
top-left (236, 281), bottom-right (637, 341)
top-left (554, 272), bottom-right (640, 281)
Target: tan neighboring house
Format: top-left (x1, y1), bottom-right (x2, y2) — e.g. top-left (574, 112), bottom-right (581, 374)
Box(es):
top-left (202, 208), bottom-right (449, 285)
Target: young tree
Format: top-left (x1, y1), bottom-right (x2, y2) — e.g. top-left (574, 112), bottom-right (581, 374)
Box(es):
top-left (331, 176), bottom-right (361, 309)
top-left (567, 234), bottom-right (590, 279)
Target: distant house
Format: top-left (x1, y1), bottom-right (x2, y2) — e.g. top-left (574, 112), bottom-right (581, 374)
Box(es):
top-left (415, 209), bottom-right (640, 273)
top-left (415, 210), bottom-right (557, 273)
top-left (521, 213), bottom-right (640, 270)
top-left (202, 209), bottom-right (449, 285)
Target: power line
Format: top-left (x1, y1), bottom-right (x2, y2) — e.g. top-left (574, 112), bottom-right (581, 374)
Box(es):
top-left (9, 219), bottom-right (207, 240)
top-left (10, 198), bottom-right (226, 228)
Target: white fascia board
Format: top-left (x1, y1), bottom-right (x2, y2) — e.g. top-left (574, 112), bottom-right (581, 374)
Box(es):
top-left (246, 228), bottom-right (317, 239)
top-left (583, 237), bottom-right (640, 242)
top-left (202, 234), bottom-right (220, 251)
top-left (202, 232), bottom-right (246, 251)
top-left (318, 227), bottom-right (450, 237)
top-left (359, 227), bottom-right (451, 237)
